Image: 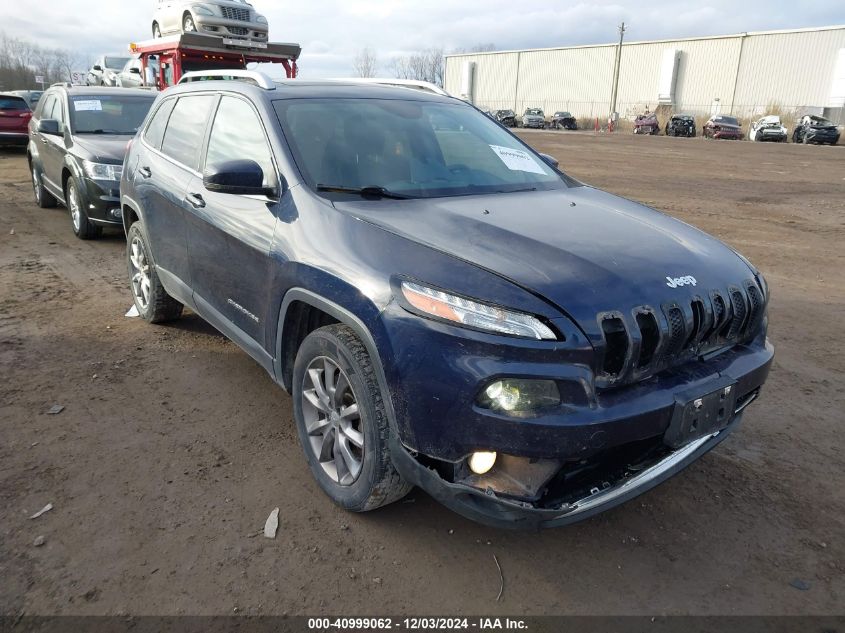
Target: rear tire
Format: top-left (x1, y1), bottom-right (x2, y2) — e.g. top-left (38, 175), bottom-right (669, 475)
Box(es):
top-left (126, 222), bottom-right (183, 323)
top-left (31, 162), bottom-right (57, 208)
top-left (153, 22), bottom-right (161, 38)
top-left (292, 324), bottom-right (412, 512)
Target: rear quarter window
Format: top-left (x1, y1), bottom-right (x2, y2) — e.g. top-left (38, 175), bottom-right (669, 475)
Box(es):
top-left (143, 98), bottom-right (176, 150)
top-left (160, 95), bottom-right (216, 170)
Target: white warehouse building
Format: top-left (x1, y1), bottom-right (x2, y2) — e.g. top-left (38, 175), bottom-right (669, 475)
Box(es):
top-left (444, 25), bottom-right (845, 124)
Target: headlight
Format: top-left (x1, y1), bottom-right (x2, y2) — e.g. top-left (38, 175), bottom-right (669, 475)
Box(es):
top-left (400, 281), bottom-right (557, 340)
top-left (192, 4), bottom-right (215, 15)
top-left (477, 379), bottom-right (561, 413)
top-left (83, 160), bottom-right (122, 181)
top-left (256, 15), bottom-right (268, 24)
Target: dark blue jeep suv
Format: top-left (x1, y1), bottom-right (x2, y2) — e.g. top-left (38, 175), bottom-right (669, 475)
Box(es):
top-left (121, 73), bottom-right (773, 528)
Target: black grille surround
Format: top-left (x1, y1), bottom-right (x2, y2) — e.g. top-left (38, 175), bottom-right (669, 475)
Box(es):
top-left (596, 278), bottom-right (767, 388)
top-left (221, 6), bottom-right (252, 21)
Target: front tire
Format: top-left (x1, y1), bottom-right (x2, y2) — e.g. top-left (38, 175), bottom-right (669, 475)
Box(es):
top-left (292, 324), bottom-right (411, 512)
top-left (183, 13), bottom-right (197, 33)
top-left (126, 222), bottom-right (183, 323)
top-left (66, 179), bottom-right (101, 240)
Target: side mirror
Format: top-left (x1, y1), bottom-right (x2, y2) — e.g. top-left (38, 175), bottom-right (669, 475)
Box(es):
top-left (204, 159), bottom-right (275, 197)
top-left (37, 119), bottom-right (61, 136)
top-left (539, 153), bottom-right (559, 169)
top-left (129, 67), bottom-right (141, 74)
top-left (93, 65), bottom-right (103, 71)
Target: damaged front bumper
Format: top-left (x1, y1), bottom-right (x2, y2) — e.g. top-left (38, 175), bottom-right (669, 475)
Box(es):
top-left (391, 412), bottom-right (744, 529)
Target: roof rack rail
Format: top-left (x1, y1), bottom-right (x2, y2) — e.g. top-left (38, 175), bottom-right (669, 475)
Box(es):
top-left (328, 78), bottom-right (451, 96)
top-left (177, 69), bottom-right (276, 90)
top-left (51, 82), bottom-right (75, 88)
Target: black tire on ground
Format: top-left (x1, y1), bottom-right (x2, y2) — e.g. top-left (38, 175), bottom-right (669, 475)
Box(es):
top-left (66, 179), bottom-right (101, 240)
top-left (30, 161), bottom-right (57, 208)
top-left (183, 13), bottom-right (197, 32)
top-left (292, 324), bottom-right (412, 512)
top-left (125, 222), bottom-right (183, 323)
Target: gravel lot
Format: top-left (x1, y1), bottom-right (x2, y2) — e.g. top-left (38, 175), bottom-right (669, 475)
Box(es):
top-left (1, 132), bottom-right (843, 616)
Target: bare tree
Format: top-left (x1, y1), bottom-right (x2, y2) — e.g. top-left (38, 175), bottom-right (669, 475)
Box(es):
top-left (0, 30), bottom-right (81, 90)
top-left (352, 47), bottom-right (378, 78)
top-left (453, 43), bottom-right (497, 54)
top-left (388, 47), bottom-right (445, 87)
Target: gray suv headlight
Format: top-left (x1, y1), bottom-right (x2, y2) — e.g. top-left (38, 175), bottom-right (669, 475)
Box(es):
top-left (83, 160), bottom-right (122, 181)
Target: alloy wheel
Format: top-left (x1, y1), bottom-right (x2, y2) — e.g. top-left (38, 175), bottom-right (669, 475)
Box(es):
top-left (68, 183), bottom-right (81, 232)
top-left (32, 167), bottom-right (41, 204)
top-left (184, 15), bottom-right (196, 32)
top-left (129, 236), bottom-right (152, 312)
top-left (301, 357), bottom-right (364, 486)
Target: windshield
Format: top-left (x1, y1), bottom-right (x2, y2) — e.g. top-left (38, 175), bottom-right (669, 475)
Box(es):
top-left (69, 95), bottom-right (155, 135)
top-left (498, 110), bottom-right (513, 117)
top-left (715, 116), bottom-right (739, 125)
top-left (105, 57), bottom-right (131, 69)
top-left (526, 109), bottom-right (543, 115)
top-left (809, 116), bottom-right (833, 125)
top-left (274, 98), bottom-right (566, 199)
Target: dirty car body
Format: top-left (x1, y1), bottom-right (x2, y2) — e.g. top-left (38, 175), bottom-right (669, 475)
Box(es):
top-left (521, 107), bottom-right (545, 129)
top-left (551, 111), bottom-right (577, 130)
top-left (704, 115), bottom-right (743, 140)
top-left (494, 109), bottom-right (516, 127)
top-left (749, 115), bottom-right (787, 142)
top-left (665, 114), bottom-right (695, 137)
top-left (792, 115), bottom-right (840, 145)
top-left (121, 79), bottom-right (773, 529)
top-left (633, 112), bottom-right (660, 135)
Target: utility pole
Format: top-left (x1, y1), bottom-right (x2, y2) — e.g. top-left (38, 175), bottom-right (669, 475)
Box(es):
top-left (609, 22), bottom-right (626, 129)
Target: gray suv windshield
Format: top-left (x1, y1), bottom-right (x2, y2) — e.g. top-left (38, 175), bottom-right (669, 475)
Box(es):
top-left (274, 99), bottom-right (564, 199)
top-left (70, 95), bottom-right (156, 135)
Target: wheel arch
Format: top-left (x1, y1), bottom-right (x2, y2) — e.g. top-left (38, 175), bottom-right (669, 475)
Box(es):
top-left (275, 288), bottom-right (402, 437)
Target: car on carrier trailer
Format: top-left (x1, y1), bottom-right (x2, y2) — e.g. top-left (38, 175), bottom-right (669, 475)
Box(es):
top-left (120, 71), bottom-right (773, 529)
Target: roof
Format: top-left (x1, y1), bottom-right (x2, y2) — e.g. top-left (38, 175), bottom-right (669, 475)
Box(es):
top-left (168, 78), bottom-right (457, 103)
top-left (444, 24), bottom-right (845, 58)
top-left (49, 86), bottom-right (157, 98)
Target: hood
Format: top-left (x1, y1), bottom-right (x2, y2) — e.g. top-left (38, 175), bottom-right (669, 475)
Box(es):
top-left (333, 187), bottom-right (756, 338)
top-left (72, 135), bottom-right (131, 163)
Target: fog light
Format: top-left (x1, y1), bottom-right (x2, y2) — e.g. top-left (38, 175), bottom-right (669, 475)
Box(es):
top-left (478, 379), bottom-right (560, 413)
top-left (468, 451), bottom-right (497, 475)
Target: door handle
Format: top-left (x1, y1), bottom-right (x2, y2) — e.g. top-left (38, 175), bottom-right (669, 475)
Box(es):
top-left (139, 166), bottom-right (152, 179)
top-left (186, 193), bottom-right (205, 209)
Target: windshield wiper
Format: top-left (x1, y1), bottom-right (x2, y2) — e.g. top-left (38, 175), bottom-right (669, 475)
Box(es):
top-left (316, 184), bottom-right (414, 199)
top-left (77, 129), bottom-right (126, 135)
top-left (496, 186), bottom-right (537, 194)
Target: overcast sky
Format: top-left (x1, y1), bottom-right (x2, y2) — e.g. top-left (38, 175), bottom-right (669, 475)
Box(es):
top-left (2, 0), bottom-right (844, 78)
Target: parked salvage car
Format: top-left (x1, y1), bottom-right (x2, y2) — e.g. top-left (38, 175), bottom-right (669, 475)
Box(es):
top-left (665, 114), bottom-right (696, 137)
top-left (0, 93), bottom-right (33, 147)
top-left (633, 112), bottom-right (659, 135)
top-left (152, 0), bottom-right (269, 45)
top-left (121, 73), bottom-right (773, 529)
top-left (116, 58), bottom-right (145, 88)
top-left (550, 111), bottom-right (577, 130)
top-left (11, 90), bottom-right (44, 109)
top-left (87, 55), bottom-right (131, 87)
top-left (493, 109), bottom-right (516, 127)
top-left (703, 115), bottom-right (743, 140)
top-left (521, 107), bottom-right (545, 129)
top-left (27, 86), bottom-right (156, 239)
top-left (792, 115), bottom-right (840, 145)
top-left (748, 115), bottom-right (787, 143)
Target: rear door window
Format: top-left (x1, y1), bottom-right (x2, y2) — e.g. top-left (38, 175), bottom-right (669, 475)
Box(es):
top-left (0, 96), bottom-right (29, 111)
top-left (160, 95), bottom-right (215, 170)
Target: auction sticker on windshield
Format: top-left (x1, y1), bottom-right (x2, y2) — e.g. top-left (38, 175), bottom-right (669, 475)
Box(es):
top-left (489, 145), bottom-right (546, 174)
top-left (73, 99), bottom-right (103, 112)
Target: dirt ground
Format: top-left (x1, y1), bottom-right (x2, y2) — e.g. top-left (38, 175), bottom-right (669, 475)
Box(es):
top-left (1, 132), bottom-right (843, 617)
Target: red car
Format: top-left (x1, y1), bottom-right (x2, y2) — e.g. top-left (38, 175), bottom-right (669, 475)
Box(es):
top-left (0, 93), bottom-right (32, 147)
top-left (703, 115), bottom-right (743, 140)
